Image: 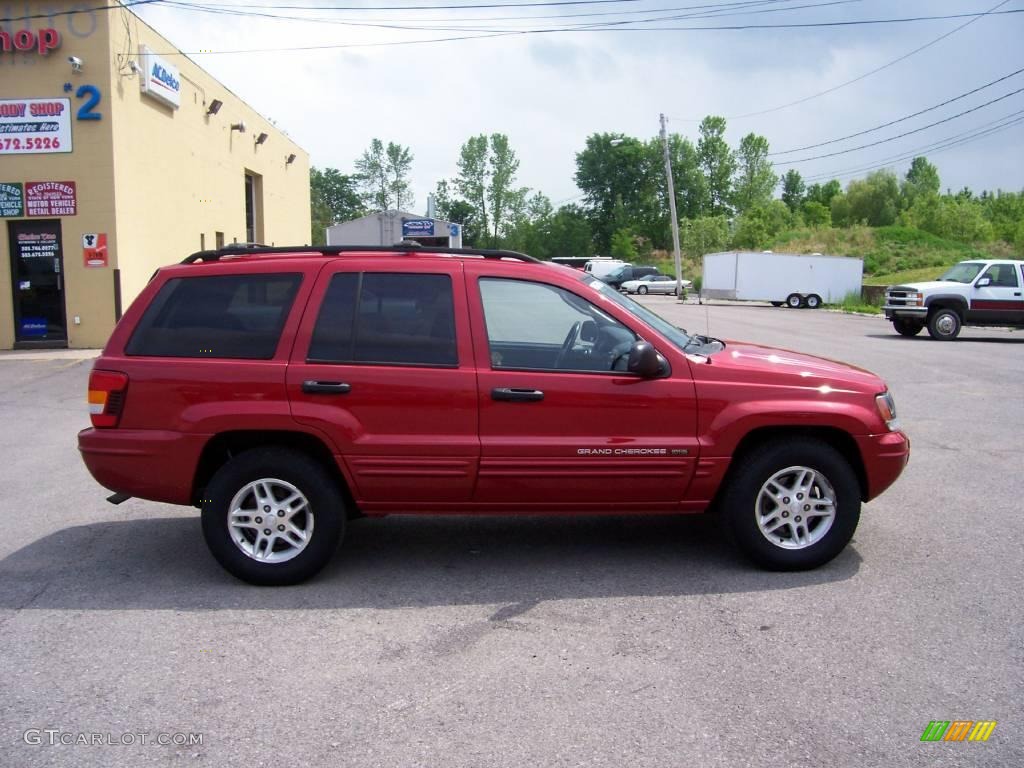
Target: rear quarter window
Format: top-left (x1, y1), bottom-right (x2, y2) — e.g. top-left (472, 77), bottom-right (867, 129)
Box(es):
top-left (125, 273), bottom-right (302, 359)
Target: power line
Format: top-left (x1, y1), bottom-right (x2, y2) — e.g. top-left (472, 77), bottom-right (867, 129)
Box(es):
top-left (780, 86), bottom-right (1024, 164)
top-left (0, 0), bottom-right (161, 22)
top-left (770, 66), bottom-right (1024, 156)
top-left (131, 8), bottom-right (1024, 55)
top-left (668, 0), bottom-right (1015, 122)
top-left (152, 0), bottom-right (837, 33)
top-left (801, 110), bottom-right (1024, 183)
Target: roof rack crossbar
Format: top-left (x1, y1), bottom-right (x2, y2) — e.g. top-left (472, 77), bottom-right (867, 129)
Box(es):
top-left (181, 244), bottom-right (541, 264)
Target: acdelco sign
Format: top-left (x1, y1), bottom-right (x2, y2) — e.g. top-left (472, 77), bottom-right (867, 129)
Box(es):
top-left (139, 45), bottom-right (181, 109)
top-left (0, 28), bottom-right (62, 55)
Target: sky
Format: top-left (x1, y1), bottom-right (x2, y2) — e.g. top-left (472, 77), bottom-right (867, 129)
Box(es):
top-left (130, 0), bottom-right (1024, 214)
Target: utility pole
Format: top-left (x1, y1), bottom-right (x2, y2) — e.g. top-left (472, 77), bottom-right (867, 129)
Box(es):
top-left (659, 113), bottom-right (685, 302)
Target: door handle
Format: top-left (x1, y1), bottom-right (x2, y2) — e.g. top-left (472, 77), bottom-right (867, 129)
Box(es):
top-left (302, 380), bottom-right (351, 395)
top-left (491, 387), bottom-right (544, 402)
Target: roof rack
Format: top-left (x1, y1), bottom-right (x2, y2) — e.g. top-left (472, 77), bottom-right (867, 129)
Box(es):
top-left (181, 243), bottom-right (541, 265)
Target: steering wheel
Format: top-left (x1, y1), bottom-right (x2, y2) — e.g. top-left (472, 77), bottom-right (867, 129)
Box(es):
top-left (554, 321), bottom-right (582, 369)
top-left (608, 341), bottom-right (634, 372)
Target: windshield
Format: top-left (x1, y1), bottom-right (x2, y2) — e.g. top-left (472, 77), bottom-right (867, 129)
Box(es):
top-left (606, 266), bottom-right (629, 280)
top-left (939, 262), bottom-right (984, 283)
top-left (583, 276), bottom-right (693, 351)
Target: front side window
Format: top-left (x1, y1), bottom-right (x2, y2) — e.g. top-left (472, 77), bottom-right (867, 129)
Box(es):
top-left (126, 273), bottom-right (301, 359)
top-left (308, 273), bottom-right (457, 367)
top-left (981, 264), bottom-right (1019, 287)
top-left (479, 278), bottom-right (636, 372)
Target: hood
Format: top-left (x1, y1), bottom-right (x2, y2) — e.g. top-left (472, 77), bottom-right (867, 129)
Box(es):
top-left (889, 280), bottom-right (959, 292)
top-left (695, 340), bottom-right (885, 395)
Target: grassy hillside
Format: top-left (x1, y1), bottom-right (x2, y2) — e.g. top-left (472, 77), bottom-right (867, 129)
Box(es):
top-left (769, 226), bottom-right (1013, 285)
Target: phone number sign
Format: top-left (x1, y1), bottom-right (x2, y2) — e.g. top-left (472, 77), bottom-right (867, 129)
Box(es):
top-left (0, 98), bottom-right (72, 155)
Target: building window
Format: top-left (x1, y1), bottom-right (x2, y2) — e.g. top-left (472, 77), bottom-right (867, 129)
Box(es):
top-left (244, 171), bottom-right (263, 244)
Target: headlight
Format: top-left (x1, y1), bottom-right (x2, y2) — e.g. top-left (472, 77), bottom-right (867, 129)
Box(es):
top-left (875, 391), bottom-right (900, 431)
top-left (907, 292), bottom-right (924, 306)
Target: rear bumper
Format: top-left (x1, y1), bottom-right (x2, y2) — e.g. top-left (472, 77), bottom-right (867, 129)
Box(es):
top-left (78, 428), bottom-right (208, 506)
top-left (855, 431), bottom-right (910, 501)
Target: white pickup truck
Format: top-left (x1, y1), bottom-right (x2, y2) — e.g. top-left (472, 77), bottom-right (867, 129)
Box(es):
top-left (884, 259), bottom-right (1024, 340)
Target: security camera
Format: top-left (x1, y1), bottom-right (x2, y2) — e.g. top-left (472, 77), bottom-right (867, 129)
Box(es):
top-left (68, 56), bottom-right (83, 72)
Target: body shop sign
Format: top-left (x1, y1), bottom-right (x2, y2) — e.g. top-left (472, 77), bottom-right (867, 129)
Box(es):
top-left (0, 182), bottom-right (23, 216)
top-left (0, 99), bottom-right (72, 154)
top-left (26, 181), bottom-right (77, 216)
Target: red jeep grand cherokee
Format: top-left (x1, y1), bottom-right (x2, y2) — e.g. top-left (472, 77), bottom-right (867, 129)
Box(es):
top-left (79, 245), bottom-right (909, 585)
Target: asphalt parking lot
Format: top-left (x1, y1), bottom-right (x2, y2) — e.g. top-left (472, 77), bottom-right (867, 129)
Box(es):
top-left (1, 302), bottom-right (1022, 768)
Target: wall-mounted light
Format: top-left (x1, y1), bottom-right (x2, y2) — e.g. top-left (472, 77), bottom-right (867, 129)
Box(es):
top-left (285, 153), bottom-right (297, 165)
top-left (206, 99), bottom-right (223, 116)
top-left (68, 56), bottom-right (83, 73)
top-left (230, 121), bottom-right (246, 133)
top-left (254, 132), bottom-right (269, 146)
top-left (128, 60), bottom-right (141, 76)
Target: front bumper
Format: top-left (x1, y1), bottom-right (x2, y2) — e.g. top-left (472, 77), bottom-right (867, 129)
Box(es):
top-left (883, 306), bottom-right (927, 320)
top-left (855, 431), bottom-right (910, 501)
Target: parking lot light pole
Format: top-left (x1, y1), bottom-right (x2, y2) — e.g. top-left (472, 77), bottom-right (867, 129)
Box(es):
top-left (659, 113), bottom-right (685, 302)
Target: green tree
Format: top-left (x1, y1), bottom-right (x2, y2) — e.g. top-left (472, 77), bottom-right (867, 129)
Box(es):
top-left (385, 142), bottom-right (414, 211)
top-left (355, 138), bottom-right (414, 211)
top-left (901, 156), bottom-right (940, 208)
top-left (732, 133), bottom-right (775, 213)
top-left (310, 167), bottom-right (363, 245)
top-left (547, 204), bottom-right (593, 257)
top-left (781, 169), bottom-right (806, 213)
top-left (845, 170), bottom-right (901, 226)
top-left (830, 193), bottom-right (852, 227)
top-left (731, 200), bottom-right (793, 250)
top-left (805, 179), bottom-right (841, 209)
top-left (433, 180), bottom-right (480, 246)
top-left (696, 116), bottom-right (736, 216)
top-left (801, 200), bottom-right (831, 228)
top-left (575, 133), bottom-right (661, 252)
top-left (610, 228), bottom-right (639, 261)
top-left (906, 195), bottom-right (993, 243)
top-left (980, 190), bottom-right (1024, 242)
top-left (664, 133), bottom-right (706, 221)
top-left (454, 134), bottom-right (524, 247)
top-left (488, 134), bottom-right (521, 247)
top-left (680, 215), bottom-right (729, 259)
top-left (1015, 218), bottom-right (1024, 256)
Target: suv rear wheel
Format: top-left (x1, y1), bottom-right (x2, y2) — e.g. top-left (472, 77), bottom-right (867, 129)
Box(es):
top-left (201, 447), bottom-right (344, 585)
top-left (927, 307), bottom-right (962, 341)
top-left (721, 438), bottom-right (861, 570)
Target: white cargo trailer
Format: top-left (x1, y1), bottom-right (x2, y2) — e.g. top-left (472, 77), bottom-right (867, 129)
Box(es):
top-left (701, 251), bottom-right (863, 308)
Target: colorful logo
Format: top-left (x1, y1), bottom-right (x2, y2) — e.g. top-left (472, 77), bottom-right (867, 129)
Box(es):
top-left (920, 720), bottom-right (997, 742)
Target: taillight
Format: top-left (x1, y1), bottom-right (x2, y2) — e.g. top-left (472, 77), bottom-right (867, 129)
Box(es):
top-left (88, 370), bottom-right (128, 428)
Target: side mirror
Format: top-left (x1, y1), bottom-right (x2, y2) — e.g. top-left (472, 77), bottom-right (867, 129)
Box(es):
top-left (627, 341), bottom-right (662, 378)
top-left (976, 277), bottom-right (991, 287)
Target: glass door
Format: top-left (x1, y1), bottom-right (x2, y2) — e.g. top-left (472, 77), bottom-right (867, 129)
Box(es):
top-left (7, 219), bottom-right (67, 346)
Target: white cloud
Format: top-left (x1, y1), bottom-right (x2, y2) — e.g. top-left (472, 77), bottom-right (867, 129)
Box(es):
top-left (136, 1), bottom-right (1024, 211)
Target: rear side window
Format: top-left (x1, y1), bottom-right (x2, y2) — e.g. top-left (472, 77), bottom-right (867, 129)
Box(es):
top-left (126, 273), bottom-right (301, 359)
top-left (308, 273), bottom-right (457, 367)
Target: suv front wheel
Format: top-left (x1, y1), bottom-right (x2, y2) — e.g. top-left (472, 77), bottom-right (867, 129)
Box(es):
top-left (721, 438), bottom-right (861, 570)
top-left (201, 447), bottom-right (344, 585)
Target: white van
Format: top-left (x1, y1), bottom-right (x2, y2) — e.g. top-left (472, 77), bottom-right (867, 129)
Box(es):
top-left (584, 259), bottom-right (628, 281)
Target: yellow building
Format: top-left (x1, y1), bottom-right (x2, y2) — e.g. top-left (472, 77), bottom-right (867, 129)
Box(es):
top-left (0, 1), bottom-right (310, 348)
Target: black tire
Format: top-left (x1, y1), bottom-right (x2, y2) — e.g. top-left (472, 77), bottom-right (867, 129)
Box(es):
top-left (892, 318), bottom-right (924, 337)
top-left (805, 294), bottom-right (822, 309)
top-left (201, 447), bottom-right (344, 585)
top-left (786, 293), bottom-right (804, 309)
top-left (720, 438), bottom-right (861, 571)
top-left (638, 285), bottom-right (648, 295)
top-left (926, 307), bottom-right (962, 341)
top-left (770, 301), bottom-right (784, 307)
